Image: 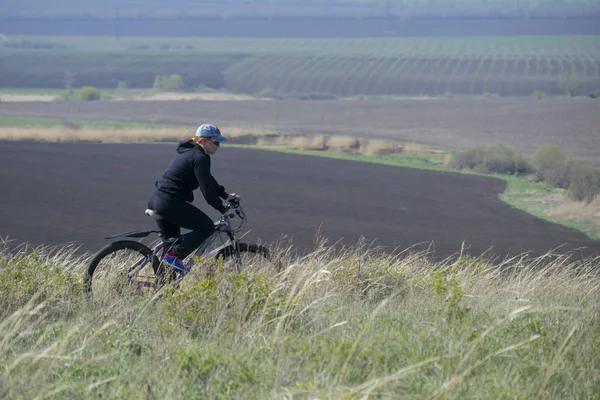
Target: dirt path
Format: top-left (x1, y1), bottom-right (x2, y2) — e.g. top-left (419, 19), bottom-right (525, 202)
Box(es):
top-left (1, 141), bottom-right (598, 260)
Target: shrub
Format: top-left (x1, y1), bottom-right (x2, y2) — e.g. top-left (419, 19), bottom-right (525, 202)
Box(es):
top-left (257, 87), bottom-right (277, 98)
top-left (76, 86), bottom-right (102, 101)
top-left (558, 72), bottom-right (581, 96)
top-left (532, 145), bottom-right (573, 188)
top-left (452, 144), bottom-right (532, 175)
top-left (153, 74), bottom-right (185, 92)
top-left (0, 248), bottom-right (83, 318)
top-left (161, 267), bottom-right (278, 335)
top-left (567, 161), bottom-right (600, 203)
top-left (164, 74), bottom-right (184, 91)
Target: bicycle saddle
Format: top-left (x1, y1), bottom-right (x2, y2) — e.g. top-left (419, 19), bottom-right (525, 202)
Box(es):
top-left (145, 209), bottom-right (163, 220)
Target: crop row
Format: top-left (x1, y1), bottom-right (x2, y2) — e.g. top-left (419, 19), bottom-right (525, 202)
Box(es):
top-left (2, 49), bottom-right (599, 96)
top-left (224, 55), bottom-right (600, 96)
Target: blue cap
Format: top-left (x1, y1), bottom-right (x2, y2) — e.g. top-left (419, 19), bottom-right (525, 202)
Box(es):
top-left (195, 124), bottom-right (227, 142)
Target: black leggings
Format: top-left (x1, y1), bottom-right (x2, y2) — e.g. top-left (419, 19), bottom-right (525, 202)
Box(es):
top-left (148, 190), bottom-right (215, 259)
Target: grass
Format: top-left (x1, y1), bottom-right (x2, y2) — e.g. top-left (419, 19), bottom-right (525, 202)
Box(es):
top-left (0, 239), bottom-right (599, 399)
top-left (235, 144), bottom-right (447, 171)
top-left (501, 177), bottom-right (600, 240)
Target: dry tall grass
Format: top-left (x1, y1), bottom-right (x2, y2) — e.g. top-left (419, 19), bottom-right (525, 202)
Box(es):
top-left (257, 135), bottom-right (327, 150)
top-left (255, 134), bottom-right (444, 157)
top-left (0, 126), bottom-right (449, 159)
top-left (359, 138), bottom-right (401, 156)
top-left (325, 135), bottom-right (360, 152)
top-left (0, 126), bottom-right (186, 143)
top-left (0, 125), bottom-right (281, 143)
top-left (1, 238), bottom-right (599, 399)
top-left (548, 197), bottom-right (600, 225)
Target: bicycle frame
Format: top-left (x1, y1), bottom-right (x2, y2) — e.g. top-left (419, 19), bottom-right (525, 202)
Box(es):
top-left (126, 214), bottom-right (250, 285)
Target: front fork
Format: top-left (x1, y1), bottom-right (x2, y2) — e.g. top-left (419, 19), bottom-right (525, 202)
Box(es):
top-left (229, 234), bottom-right (243, 273)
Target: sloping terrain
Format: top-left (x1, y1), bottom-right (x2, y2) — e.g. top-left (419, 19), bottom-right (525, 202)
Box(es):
top-left (1, 141), bottom-right (598, 260)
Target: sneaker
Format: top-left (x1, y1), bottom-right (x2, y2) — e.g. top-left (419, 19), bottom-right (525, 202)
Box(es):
top-left (163, 251), bottom-right (190, 273)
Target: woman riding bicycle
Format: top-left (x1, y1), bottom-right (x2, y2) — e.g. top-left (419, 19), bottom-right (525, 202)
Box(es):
top-left (147, 123), bottom-right (239, 273)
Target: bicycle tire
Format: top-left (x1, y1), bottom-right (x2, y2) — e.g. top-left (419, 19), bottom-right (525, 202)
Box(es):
top-left (84, 240), bottom-right (159, 294)
top-left (215, 243), bottom-right (281, 272)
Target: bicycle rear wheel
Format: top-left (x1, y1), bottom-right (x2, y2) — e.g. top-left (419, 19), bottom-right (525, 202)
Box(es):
top-left (84, 240), bottom-right (160, 301)
top-left (215, 243), bottom-right (281, 273)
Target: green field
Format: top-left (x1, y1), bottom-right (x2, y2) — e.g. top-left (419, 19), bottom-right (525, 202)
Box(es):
top-left (3, 35), bottom-right (600, 96)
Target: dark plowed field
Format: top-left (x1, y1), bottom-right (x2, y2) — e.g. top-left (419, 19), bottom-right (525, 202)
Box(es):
top-left (1, 141), bottom-right (599, 261)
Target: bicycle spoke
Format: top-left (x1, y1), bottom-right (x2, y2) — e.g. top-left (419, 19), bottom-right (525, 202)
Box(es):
top-left (90, 248), bottom-right (157, 303)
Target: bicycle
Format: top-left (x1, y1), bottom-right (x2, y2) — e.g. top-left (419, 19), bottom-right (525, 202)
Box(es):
top-left (84, 198), bottom-right (278, 297)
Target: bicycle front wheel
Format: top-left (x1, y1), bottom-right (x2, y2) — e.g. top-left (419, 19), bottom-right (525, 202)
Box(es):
top-left (215, 243), bottom-right (281, 273)
top-left (84, 240), bottom-right (159, 301)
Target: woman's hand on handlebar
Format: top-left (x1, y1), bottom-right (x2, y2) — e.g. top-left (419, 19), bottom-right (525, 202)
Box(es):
top-left (227, 193), bottom-right (241, 201)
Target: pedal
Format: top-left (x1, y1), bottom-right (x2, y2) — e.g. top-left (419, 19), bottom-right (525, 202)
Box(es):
top-left (136, 279), bottom-right (155, 292)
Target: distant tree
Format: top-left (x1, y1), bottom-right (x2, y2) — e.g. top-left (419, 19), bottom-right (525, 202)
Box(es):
top-left (76, 86), bottom-right (102, 101)
top-left (153, 75), bottom-right (164, 91)
top-left (116, 80), bottom-right (128, 96)
top-left (64, 70), bottom-right (75, 91)
top-left (153, 74), bottom-right (184, 92)
top-left (532, 145), bottom-right (573, 188)
top-left (568, 161), bottom-right (600, 203)
top-left (558, 72), bottom-right (581, 96)
top-left (164, 74), bottom-right (184, 91)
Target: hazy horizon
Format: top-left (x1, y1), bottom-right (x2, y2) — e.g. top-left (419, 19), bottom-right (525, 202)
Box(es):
top-left (2, 0), bottom-right (600, 20)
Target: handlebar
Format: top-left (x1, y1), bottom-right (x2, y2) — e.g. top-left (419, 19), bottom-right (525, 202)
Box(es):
top-left (220, 198), bottom-right (247, 233)
top-left (227, 198), bottom-right (241, 210)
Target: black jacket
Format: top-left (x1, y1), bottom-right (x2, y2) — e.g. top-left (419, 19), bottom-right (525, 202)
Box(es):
top-left (155, 141), bottom-right (228, 213)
